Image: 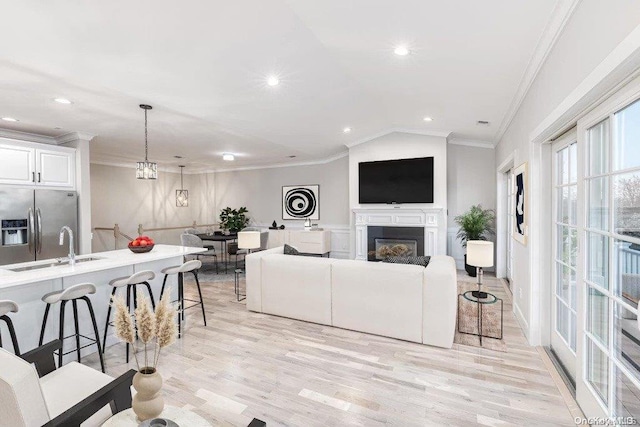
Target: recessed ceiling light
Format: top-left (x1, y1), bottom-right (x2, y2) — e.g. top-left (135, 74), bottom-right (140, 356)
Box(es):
top-left (423, 117), bottom-right (433, 122)
top-left (288, 155), bottom-right (297, 158)
top-left (267, 76), bottom-right (280, 86)
top-left (53, 98), bottom-right (72, 104)
top-left (1, 117), bottom-right (18, 122)
top-left (173, 155), bottom-right (183, 159)
top-left (222, 153), bottom-right (235, 161)
top-left (394, 46), bottom-right (410, 56)
top-left (477, 120), bottom-right (490, 126)
top-left (343, 127), bottom-right (352, 134)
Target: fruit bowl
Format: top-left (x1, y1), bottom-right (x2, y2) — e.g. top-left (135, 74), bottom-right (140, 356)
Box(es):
top-left (128, 244), bottom-right (154, 253)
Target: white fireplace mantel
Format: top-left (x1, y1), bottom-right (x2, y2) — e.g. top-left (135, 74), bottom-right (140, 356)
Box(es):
top-left (352, 207), bottom-right (445, 260)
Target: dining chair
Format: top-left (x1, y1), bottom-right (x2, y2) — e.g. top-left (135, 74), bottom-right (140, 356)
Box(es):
top-left (180, 233), bottom-right (219, 274)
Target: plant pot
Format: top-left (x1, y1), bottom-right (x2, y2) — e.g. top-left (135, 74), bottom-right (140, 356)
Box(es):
top-left (228, 242), bottom-right (238, 255)
top-left (464, 254), bottom-right (477, 277)
top-left (132, 368), bottom-right (164, 421)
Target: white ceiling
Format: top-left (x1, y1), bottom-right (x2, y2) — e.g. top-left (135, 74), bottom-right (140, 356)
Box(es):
top-left (0, 0), bottom-right (559, 171)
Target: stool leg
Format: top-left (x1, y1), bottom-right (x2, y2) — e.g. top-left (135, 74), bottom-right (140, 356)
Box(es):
top-left (178, 272), bottom-right (183, 338)
top-left (215, 255), bottom-right (219, 274)
top-left (142, 281), bottom-right (156, 310)
top-left (72, 300), bottom-right (81, 363)
top-left (160, 275), bottom-right (168, 299)
top-left (103, 287), bottom-right (117, 353)
top-left (58, 300), bottom-right (67, 368)
top-left (125, 285), bottom-right (131, 364)
top-left (6, 317), bottom-right (20, 356)
top-left (193, 271), bottom-right (207, 326)
top-left (83, 297), bottom-right (105, 373)
top-left (39, 304), bottom-right (51, 346)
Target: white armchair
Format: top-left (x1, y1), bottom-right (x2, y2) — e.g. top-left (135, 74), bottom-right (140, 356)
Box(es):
top-left (0, 340), bottom-right (135, 427)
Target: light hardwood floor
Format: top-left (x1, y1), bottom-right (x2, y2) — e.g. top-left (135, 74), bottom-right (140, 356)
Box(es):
top-left (85, 272), bottom-right (577, 426)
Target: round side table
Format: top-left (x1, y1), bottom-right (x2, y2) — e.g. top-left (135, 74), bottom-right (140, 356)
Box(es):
top-left (102, 406), bottom-right (211, 427)
top-left (457, 290), bottom-right (503, 345)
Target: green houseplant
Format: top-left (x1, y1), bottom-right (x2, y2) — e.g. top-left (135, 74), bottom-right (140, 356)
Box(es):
top-left (454, 204), bottom-right (495, 277)
top-left (219, 207), bottom-right (250, 234)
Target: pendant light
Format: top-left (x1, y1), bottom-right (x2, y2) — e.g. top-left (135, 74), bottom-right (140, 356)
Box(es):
top-left (136, 104), bottom-right (158, 179)
top-left (176, 165), bottom-right (188, 207)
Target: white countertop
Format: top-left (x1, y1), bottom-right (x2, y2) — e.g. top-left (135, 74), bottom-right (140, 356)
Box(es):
top-left (0, 244), bottom-right (206, 289)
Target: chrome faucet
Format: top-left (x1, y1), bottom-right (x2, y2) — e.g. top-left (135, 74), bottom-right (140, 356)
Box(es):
top-left (59, 226), bottom-right (75, 266)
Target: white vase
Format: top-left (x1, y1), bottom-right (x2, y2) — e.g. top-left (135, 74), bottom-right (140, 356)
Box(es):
top-left (132, 368), bottom-right (164, 421)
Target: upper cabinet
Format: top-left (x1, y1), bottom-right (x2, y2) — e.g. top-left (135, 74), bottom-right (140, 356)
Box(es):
top-left (0, 139), bottom-right (75, 188)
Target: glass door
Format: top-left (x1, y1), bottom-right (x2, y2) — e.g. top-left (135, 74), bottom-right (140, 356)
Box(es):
top-left (580, 99), bottom-right (640, 418)
top-left (552, 134), bottom-right (579, 378)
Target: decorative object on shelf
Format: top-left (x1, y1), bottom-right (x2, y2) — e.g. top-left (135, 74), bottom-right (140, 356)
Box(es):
top-left (513, 162), bottom-right (527, 245)
top-left (112, 290), bottom-right (177, 421)
top-left (269, 220), bottom-right (278, 230)
top-left (176, 165), bottom-right (188, 207)
top-left (136, 104), bottom-right (158, 180)
top-left (282, 185), bottom-right (319, 220)
top-left (454, 204), bottom-right (495, 277)
top-left (219, 207), bottom-right (249, 233)
top-left (466, 241), bottom-right (494, 298)
top-left (304, 218), bottom-right (312, 230)
top-left (279, 224), bottom-right (285, 229)
top-left (128, 235), bottom-right (155, 253)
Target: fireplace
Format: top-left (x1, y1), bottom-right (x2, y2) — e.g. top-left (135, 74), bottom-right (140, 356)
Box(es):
top-left (367, 226), bottom-right (424, 261)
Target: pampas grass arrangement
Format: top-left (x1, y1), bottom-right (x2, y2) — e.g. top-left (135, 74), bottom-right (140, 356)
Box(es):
top-left (112, 288), bottom-right (177, 371)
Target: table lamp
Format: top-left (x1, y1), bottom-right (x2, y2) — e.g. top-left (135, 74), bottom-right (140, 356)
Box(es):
top-left (238, 231), bottom-right (261, 254)
top-left (467, 240), bottom-right (494, 299)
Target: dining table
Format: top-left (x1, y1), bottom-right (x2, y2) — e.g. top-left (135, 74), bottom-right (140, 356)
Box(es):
top-left (195, 232), bottom-right (237, 272)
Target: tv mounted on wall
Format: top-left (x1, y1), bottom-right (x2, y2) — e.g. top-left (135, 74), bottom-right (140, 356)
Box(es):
top-left (358, 157), bottom-right (434, 204)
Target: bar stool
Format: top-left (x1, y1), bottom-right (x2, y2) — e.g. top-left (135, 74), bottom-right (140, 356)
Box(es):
top-left (0, 300), bottom-right (20, 355)
top-left (38, 283), bottom-right (105, 372)
top-left (103, 270), bottom-right (156, 363)
top-left (159, 260), bottom-right (206, 338)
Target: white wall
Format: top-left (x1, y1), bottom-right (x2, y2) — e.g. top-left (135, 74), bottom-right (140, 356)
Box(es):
top-left (214, 156), bottom-right (351, 258)
top-left (90, 164), bottom-right (207, 252)
top-left (494, 0), bottom-right (640, 344)
top-left (447, 143), bottom-right (496, 270)
top-left (348, 132), bottom-right (448, 257)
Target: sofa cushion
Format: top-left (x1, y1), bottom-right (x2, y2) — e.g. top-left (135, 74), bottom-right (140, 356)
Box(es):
top-left (283, 244), bottom-right (300, 255)
top-left (382, 255), bottom-right (431, 267)
top-left (40, 362), bottom-right (114, 426)
top-left (331, 260), bottom-right (424, 343)
top-left (261, 254), bottom-right (333, 325)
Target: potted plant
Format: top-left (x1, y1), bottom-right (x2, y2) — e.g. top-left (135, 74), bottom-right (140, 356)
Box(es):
top-left (219, 207), bottom-right (250, 253)
top-left (112, 291), bottom-right (177, 421)
top-left (454, 204), bottom-right (495, 277)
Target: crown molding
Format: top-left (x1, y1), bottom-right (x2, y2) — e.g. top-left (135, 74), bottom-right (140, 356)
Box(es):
top-left (213, 150), bottom-right (349, 173)
top-left (55, 131), bottom-right (96, 144)
top-left (91, 150), bottom-right (350, 175)
top-left (494, 0), bottom-right (580, 143)
top-left (0, 128), bottom-right (59, 145)
top-left (447, 138), bottom-right (495, 149)
top-left (344, 128), bottom-right (452, 149)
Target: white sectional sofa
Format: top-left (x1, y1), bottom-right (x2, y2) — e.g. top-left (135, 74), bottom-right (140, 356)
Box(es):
top-left (246, 247), bottom-right (458, 348)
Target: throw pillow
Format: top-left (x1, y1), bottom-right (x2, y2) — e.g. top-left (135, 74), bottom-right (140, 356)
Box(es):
top-left (283, 244), bottom-right (300, 255)
top-left (382, 255), bottom-right (431, 267)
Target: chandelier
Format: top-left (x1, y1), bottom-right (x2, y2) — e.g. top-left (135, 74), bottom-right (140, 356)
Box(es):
top-left (136, 104), bottom-right (158, 179)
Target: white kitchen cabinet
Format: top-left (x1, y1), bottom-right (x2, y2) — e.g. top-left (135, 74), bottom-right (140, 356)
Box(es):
top-left (0, 139), bottom-right (75, 188)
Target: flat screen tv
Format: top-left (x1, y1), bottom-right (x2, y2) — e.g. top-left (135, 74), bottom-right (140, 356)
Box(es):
top-left (359, 157), bottom-right (434, 204)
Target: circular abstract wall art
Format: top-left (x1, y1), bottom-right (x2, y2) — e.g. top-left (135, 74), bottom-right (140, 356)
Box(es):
top-left (282, 185), bottom-right (319, 220)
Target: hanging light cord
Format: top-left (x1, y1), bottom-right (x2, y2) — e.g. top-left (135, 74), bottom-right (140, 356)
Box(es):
top-left (180, 166), bottom-right (184, 190)
top-left (144, 108), bottom-right (149, 162)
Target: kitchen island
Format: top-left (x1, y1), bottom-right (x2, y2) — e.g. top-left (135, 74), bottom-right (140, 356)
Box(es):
top-left (0, 244), bottom-right (206, 360)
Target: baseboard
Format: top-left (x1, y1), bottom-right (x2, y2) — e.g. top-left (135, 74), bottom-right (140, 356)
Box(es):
top-left (514, 302), bottom-right (530, 342)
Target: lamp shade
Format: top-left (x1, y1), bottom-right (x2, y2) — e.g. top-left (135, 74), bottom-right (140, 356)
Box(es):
top-left (238, 231), bottom-right (261, 250)
top-left (466, 240), bottom-right (494, 267)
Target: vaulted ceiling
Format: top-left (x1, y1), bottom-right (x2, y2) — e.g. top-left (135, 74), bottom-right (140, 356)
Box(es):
top-left (0, 0), bottom-right (559, 170)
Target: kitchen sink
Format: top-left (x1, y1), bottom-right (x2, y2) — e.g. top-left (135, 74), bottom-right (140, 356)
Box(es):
top-left (7, 257), bottom-right (103, 272)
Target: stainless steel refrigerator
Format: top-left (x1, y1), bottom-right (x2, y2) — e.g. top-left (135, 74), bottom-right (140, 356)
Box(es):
top-left (0, 189), bottom-right (78, 265)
